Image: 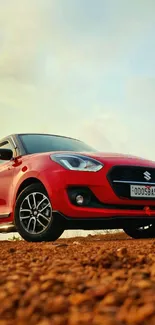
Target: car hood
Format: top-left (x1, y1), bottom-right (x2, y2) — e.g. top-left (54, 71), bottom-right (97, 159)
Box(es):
top-left (78, 152), bottom-right (155, 166)
top-left (28, 151), bottom-right (155, 168)
top-left (45, 151), bottom-right (155, 167)
top-left (82, 152), bottom-right (155, 167)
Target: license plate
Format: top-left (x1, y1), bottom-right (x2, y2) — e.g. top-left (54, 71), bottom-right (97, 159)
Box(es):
top-left (130, 185), bottom-right (155, 198)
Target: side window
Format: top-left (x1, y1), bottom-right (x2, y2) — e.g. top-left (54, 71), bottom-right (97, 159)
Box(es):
top-left (0, 141), bottom-right (13, 165)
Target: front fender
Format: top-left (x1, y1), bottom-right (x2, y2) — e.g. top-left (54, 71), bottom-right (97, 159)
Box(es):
top-left (12, 170), bottom-right (41, 208)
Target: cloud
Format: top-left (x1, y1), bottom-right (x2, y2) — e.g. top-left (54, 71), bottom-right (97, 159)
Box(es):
top-left (79, 112), bottom-right (129, 152)
top-left (0, 0), bottom-right (45, 81)
top-left (126, 77), bottom-right (155, 112)
top-left (0, 0), bottom-right (154, 161)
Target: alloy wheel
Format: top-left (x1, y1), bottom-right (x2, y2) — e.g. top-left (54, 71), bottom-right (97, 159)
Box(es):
top-left (19, 192), bottom-right (52, 234)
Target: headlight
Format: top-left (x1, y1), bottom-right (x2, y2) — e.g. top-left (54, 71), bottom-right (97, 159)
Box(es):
top-left (50, 154), bottom-right (103, 172)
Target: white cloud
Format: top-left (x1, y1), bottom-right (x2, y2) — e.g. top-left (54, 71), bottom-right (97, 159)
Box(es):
top-left (0, 0), bottom-right (45, 81)
top-left (79, 112), bottom-right (129, 152)
top-left (0, 0), bottom-right (154, 161)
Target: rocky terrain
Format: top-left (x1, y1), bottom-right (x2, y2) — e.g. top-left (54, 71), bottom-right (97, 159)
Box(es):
top-left (0, 232), bottom-right (155, 325)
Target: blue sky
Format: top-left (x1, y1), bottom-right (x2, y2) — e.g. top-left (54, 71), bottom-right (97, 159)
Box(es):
top-left (0, 0), bottom-right (155, 158)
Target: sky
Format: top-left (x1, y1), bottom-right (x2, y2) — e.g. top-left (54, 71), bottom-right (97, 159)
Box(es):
top-left (0, 0), bottom-right (155, 159)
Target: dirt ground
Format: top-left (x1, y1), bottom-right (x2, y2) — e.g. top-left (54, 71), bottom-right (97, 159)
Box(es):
top-left (1, 232), bottom-right (155, 325)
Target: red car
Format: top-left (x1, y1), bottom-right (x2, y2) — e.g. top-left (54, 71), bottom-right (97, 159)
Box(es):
top-left (0, 133), bottom-right (155, 241)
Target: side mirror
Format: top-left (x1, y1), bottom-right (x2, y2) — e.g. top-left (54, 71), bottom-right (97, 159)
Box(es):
top-left (0, 149), bottom-right (13, 161)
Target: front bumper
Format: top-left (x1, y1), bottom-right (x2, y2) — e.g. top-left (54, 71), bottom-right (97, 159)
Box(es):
top-left (51, 211), bottom-right (155, 230)
top-left (39, 165), bottom-right (155, 219)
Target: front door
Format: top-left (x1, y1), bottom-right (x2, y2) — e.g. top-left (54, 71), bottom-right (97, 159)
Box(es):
top-left (0, 140), bottom-right (15, 219)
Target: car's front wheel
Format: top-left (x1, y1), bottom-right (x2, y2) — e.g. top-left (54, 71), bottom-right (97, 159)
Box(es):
top-left (123, 224), bottom-right (155, 239)
top-left (14, 183), bottom-right (64, 242)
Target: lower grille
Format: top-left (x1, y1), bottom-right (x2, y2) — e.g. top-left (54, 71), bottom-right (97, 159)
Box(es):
top-left (107, 166), bottom-right (155, 199)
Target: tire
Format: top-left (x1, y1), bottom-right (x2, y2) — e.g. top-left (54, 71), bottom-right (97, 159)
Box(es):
top-left (14, 183), bottom-right (64, 242)
top-left (123, 224), bottom-right (155, 239)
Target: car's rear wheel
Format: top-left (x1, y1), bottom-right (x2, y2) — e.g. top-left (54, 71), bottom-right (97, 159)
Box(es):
top-left (14, 183), bottom-right (64, 242)
top-left (123, 224), bottom-right (154, 239)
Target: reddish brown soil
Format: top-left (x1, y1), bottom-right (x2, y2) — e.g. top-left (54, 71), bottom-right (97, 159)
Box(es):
top-left (1, 232), bottom-right (155, 325)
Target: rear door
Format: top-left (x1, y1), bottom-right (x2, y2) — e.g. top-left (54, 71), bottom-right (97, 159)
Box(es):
top-left (0, 139), bottom-right (16, 219)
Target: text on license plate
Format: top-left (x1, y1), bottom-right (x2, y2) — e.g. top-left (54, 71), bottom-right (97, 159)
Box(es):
top-left (130, 185), bottom-right (155, 198)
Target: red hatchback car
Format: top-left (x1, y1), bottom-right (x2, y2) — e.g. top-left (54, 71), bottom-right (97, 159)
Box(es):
top-left (1, 133), bottom-right (155, 241)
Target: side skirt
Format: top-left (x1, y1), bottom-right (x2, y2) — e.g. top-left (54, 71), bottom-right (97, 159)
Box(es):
top-left (0, 214), bottom-right (17, 233)
top-left (0, 213), bottom-right (10, 219)
top-left (0, 222), bottom-right (17, 233)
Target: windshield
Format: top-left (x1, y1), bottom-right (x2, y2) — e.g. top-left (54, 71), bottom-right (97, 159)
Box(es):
top-left (19, 134), bottom-right (97, 154)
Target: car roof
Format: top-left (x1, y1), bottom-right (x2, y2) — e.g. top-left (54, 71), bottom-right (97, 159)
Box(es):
top-left (1, 133), bottom-right (80, 142)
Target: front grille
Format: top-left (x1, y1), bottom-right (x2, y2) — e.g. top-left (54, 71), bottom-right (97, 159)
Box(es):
top-left (107, 166), bottom-right (155, 199)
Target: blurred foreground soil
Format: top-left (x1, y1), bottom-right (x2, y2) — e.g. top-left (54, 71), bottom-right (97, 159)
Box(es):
top-left (1, 232), bottom-right (155, 325)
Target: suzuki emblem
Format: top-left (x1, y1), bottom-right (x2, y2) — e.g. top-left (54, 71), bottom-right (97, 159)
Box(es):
top-left (143, 171), bottom-right (151, 181)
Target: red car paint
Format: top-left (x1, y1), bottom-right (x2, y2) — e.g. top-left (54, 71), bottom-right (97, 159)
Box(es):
top-left (1, 150), bottom-right (155, 226)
